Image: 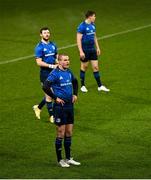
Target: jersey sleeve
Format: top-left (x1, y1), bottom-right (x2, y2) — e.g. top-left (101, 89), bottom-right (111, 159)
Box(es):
top-left (54, 44), bottom-right (58, 57)
top-left (47, 70), bottom-right (58, 84)
top-left (43, 73), bottom-right (57, 99)
top-left (69, 70), bottom-right (78, 96)
top-left (77, 23), bottom-right (85, 34)
top-left (68, 70), bottom-right (75, 81)
top-left (54, 43), bottom-right (58, 54)
top-left (35, 45), bottom-right (43, 59)
top-left (93, 23), bottom-right (96, 32)
top-left (51, 43), bottom-right (58, 59)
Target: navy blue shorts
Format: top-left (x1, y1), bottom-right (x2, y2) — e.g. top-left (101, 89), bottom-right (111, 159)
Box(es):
top-left (53, 102), bottom-right (74, 126)
top-left (80, 49), bottom-right (98, 62)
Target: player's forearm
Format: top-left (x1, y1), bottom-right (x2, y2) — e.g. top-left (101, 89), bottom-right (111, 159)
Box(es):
top-left (94, 35), bottom-right (100, 50)
top-left (77, 42), bottom-right (83, 53)
top-left (72, 78), bottom-right (78, 96)
top-left (36, 58), bottom-right (55, 68)
top-left (77, 34), bottom-right (83, 53)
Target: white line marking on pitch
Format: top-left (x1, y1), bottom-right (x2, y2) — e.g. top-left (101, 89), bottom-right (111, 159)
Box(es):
top-left (0, 24), bottom-right (151, 65)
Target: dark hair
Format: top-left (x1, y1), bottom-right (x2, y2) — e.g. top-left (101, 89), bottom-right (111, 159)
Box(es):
top-left (40, 27), bottom-right (50, 34)
top-left (85, 10), bottom-right (96, 18)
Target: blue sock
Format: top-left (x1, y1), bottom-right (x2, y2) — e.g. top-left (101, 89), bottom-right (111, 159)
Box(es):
top-left (93, 71), bottom-right (102, 87)
top-left (64, 136), bottom-right (71, 160)
top-left (55, 137), bottom-right (63, 162)
top-left (38, 97), bottom-right (46, 109)
top-left (46, 101), bottom-right (53, 116)
top-left (80, 70), bottom-right (85, 86)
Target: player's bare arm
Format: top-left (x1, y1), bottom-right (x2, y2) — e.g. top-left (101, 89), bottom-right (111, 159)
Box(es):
top-left (94, 33), bottom-right (101, 56)
top-left (72, 95), bottom-right (78, 103)
top-left (77, 32), bottom-right (85, 59)
top-left (36, 58), bottom-right (58, 68)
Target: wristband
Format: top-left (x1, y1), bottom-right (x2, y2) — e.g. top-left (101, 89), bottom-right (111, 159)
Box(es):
top-left (48, 64), bottom-right (54, 69)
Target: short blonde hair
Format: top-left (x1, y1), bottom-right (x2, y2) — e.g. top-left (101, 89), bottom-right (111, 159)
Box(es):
top-left (58, 54), bottom-right (68, 61)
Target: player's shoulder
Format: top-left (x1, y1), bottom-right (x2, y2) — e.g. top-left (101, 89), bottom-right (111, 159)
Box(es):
top-left (91, 22), bottom-right (96, 26)
top-left (47, 68), bottom-right (59, 80)
top-left (78, 21), bottom-right (85, 27)
top-left (67, 68), bottom-right (72, 73)
top-left (51, 67), bottom-right (60, 76)
top-left (67, 69), bottom-right (74, 77)
top-left (77, 21), bottom-right (86, 33)
top-left (49, 41), bottom-right (57, 47)
top-left (35, 42), bottom-right (43, 50)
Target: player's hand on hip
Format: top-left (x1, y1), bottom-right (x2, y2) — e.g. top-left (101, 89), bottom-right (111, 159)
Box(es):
top-left (56, 97), bottom-right (65, 105)
top-left (72, 95), bottom-right (77, 103)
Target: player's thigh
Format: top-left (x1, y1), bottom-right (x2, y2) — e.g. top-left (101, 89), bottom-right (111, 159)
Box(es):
top-left (66, 106), bottom-right (74, 125)
top-left (53, 104), bottom-right (66, 126)
top-left (91, 60), bottom-right (99, 72)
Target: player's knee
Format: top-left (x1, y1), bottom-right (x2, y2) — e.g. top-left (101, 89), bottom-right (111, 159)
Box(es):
top-left (45, 95), bottom-right (52, 102)
top-left (82, 66), bottom-right (88, 72)
top-left (57, 129), bottom-right (65, 138)
top-left (85, 66), bottom-right (88, 70)
top-left (81, 63), bottom-right (88, 71)
top-left (65, 130), bottom-right (73, 137)
top-left (93, 66), bottom-right (99, 71)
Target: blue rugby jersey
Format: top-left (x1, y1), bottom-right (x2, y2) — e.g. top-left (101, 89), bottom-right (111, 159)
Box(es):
top-left (35, 41), bottom-right (57, 71)
top-left (77, 21), bottom-right (96, 51)
top-left (47, 68), bottom-right (76, 102)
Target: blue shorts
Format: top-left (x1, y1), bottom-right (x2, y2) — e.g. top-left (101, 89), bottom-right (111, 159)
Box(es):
top-left (80, 49), bottom-right (98, 62)
top-left (53, 102), bottom-right (74, 126)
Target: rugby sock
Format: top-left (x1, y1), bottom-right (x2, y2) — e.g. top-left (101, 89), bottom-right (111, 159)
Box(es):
top-left (46, 101), bottom-right (53, 116)
top-left (93, 71), bottom-right (102, 87)
top-left (55, 137), bottom-right (63, 162)
top-left (80, 70), bottom-right (85, 86)
top-left (64, 136), bottom-right (71, 160)
top-left (38, 97), bottom-right (46, 109)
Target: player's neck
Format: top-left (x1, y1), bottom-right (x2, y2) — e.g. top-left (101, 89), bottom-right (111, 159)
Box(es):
top-left (85, 19), bottom-right (91, 24)
top-left (59, 65), bottom-right (67, 71)
top-left (41, 39), bottom-right (49, 44)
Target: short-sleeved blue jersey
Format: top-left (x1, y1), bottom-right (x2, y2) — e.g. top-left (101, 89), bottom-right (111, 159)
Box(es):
top-left (35, 41), bottom-right (57, 65)
top-left (47, 68), bottom-right (75, 102)
top-left (77, 21), bottom-right (96, 51)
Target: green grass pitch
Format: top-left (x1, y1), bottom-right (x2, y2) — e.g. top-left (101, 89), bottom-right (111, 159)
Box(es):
top-left (0, 0), bottom-right (151, 178)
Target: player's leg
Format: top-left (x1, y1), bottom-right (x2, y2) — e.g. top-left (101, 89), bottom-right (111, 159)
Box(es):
top-left (91, 60), bottom-right (110, 92)
top-left (64, 124), bottom-right (73, 160)
top-left (45, 93), bottom-right (54, 123)
top-left (91, 60), bottom-right (102, 87)
top-left (55, 125), bottom-right (70, 167)
top-left (37, 97), bottom-right (46, 109)
top-left (55, 125), bottom-right (65, 162)
top-left (54, 104), bottom-right (70, 167)
top-left (80, 61), bottom-right (89, 92)
top-left (33, 73), bottom-right (46, 119)
top-left (64, 106), bottom-right (80, 166)
top-left (33, 96), bottom-right (46, 119)
top-left (64, 124), bottom-right (80, 166)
